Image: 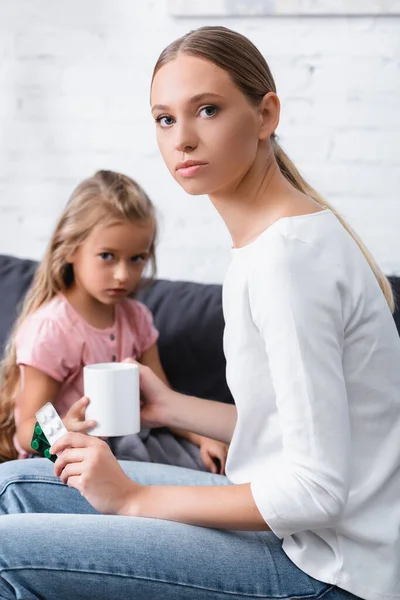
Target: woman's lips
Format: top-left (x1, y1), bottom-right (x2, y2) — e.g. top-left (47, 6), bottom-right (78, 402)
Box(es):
top-left (178, 164), bottom-right (207, 177)
top-left (176, 161), bottom-right (208, 177)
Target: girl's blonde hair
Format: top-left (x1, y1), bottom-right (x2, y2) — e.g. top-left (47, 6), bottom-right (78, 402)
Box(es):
top-left (0, 170), bottom-right (157, 462)
top-left (152, 25), bottom-right (394, 312)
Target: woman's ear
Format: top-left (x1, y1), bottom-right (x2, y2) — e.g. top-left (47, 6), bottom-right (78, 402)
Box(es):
top-left (258, 92), bottom-right (280, 141)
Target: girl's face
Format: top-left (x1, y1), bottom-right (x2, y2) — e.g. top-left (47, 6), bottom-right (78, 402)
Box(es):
top-left (151, 55), bottom-right (266, 197)
top-left (69, 219), bottom-right (154, 306)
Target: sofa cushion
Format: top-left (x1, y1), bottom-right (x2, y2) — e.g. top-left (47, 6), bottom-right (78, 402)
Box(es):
top-left (0, 254), bottom-right (38, 356)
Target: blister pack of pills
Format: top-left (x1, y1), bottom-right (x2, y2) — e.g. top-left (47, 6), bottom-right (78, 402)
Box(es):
top-left (35, 402), bottom-right (68, 449)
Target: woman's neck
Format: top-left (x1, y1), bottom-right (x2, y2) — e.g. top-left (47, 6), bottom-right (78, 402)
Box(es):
top-left (209, 150), bottom-right (319, 249)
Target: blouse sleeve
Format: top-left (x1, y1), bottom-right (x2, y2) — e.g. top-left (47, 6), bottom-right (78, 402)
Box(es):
top-left (248, 234), bottom-right (351, 538)
top-left (16, 315), bottom-right (79, 382)
top-left (129, 300), bottom-right (159, 357)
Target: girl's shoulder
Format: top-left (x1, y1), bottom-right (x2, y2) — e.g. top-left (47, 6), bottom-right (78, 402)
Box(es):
top-left (15, 295), bottom-right (83, 377)
top-left (17, 295), bottom-right (77, 341)
top-left (118, 298), bottom-right (159, 349)
top-left (119, 297), bottom-right (154, 322)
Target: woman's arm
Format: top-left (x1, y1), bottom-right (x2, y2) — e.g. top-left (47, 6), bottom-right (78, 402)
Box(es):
top-left (128, 480), bottom-right (268, 529)
top-left (52, 433), bottom-right (268, 530)
top-left (138, 343), bottom-right (170, 385)
top-left (137, 344), bottom-right (237, 444)
top-left (243, 236), bottom-right (351, 537)
top-left (163, 392), bottom-right (236, 445)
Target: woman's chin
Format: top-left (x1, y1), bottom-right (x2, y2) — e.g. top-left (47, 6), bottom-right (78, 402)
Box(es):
top-left (177, 179), bottom-right (213, 196)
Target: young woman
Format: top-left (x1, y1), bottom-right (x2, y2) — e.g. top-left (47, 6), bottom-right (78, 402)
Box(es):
top-left (0, 26), bottom-right (399, 600)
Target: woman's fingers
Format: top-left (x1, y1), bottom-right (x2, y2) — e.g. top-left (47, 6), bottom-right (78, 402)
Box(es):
top-left (63, 475), bottom-right (82, 492)
top-left (58, 461), bottom-right (84, 485)
top-left (51, 431), bottom-right (100, 455)
top-left (53, 447), bottom-right (87, 477)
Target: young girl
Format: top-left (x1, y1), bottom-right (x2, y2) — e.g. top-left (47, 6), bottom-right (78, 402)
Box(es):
top-left (0, 169), bottom-right (228, 473)
top-left (1, 26), bottom-right (399, 600)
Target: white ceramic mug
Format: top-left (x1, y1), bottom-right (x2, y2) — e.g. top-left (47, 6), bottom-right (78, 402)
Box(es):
top-left (83, 362), bottom-right (140, 437)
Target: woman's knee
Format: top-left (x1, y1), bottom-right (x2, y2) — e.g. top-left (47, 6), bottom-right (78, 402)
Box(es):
top-left (0, 458), bottom-right (57, 496)
top-left (0, 458), bottom-right (54, 481)
top-left (0, 459), bottom-right (91, 516)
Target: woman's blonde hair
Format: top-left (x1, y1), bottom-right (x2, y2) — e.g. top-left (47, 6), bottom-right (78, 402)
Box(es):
top-left (152, 25), bottom-right (394, 311)
top-left (0, 170), bottom-right (157, 462)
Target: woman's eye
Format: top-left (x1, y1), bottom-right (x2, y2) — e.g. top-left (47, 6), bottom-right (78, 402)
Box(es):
top-left (155, 115), bottom-right (175, 128)
top-left (199, 105), bottom-right (217, 118)
top-left (99, 252), bottom-right (114, 261)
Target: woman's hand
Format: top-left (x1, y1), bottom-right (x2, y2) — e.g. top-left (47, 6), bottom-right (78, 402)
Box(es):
top-left (51, 432), bottom-right (141, 515)
top-left (62, 396), bottom-right (96, 433)
top-left (123, 358), bottom-right (179, 429)
top-left (199, 437), bottom-right (229, 475)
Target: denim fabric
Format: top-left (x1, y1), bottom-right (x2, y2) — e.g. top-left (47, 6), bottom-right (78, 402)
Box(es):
top-left (0, 459), bottom-right (360, 600)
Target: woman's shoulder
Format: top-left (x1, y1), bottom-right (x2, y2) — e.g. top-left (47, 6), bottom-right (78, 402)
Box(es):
top-left (246, 211), bottom-right (345, 274)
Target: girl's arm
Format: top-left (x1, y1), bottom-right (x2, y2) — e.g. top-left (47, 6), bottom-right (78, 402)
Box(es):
top-left (17, 366), bottom-right (95, 453)
top-left (16, 367), bottom-right (61, 452)
top-left (138, 344), bottom-right (236, 445)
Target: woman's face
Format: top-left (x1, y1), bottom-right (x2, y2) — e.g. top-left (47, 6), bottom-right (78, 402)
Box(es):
top-left (151, 55), bottom-right (265, 196)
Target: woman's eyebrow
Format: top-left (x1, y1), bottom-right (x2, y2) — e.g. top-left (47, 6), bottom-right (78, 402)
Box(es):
top-left (151, 92), bottom-right (224, 113)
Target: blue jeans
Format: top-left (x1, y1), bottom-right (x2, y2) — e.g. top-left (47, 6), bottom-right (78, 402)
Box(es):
top-left (0, 459), bottom-right (360, 600)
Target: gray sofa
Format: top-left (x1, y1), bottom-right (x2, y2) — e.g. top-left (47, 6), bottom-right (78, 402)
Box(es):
top-left (0, 254), bottom-right (233, 405)
top-left (0, 254), bottom-right (399, 406)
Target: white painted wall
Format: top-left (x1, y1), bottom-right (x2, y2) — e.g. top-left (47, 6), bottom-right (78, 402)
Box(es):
top-left (0, 0), bottom-right (399, 282)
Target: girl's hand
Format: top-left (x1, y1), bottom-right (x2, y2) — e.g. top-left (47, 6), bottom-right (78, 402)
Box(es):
top-left (199, 438), bottom-right (229, 475)
top-left (62, 396), bottom-right (96, 433)
top-left (122, 358), bottom-right (178, 428)
top-left (51, 432), bottom-right (141, 515)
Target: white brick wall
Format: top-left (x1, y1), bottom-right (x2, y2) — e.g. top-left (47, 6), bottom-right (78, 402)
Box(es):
top-left (0, 0), bottom-right (399, 282)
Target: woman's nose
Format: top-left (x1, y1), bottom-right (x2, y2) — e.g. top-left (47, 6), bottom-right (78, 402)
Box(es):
top-left (174, 122), bottom-right (198, 153)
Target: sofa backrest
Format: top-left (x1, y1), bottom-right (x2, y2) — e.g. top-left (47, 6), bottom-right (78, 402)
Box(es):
top-left (0, 254), bottom-right (233, 404)
top-left (0, 254), bottom-right (399, 406)
top-left (136, 279), bottom-right (233, 404)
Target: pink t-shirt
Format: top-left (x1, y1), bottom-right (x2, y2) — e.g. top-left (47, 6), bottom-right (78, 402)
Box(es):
top-left (14, 294), bottom-right (158, 457)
